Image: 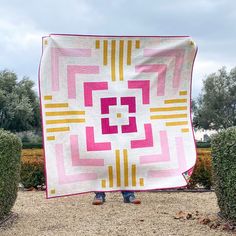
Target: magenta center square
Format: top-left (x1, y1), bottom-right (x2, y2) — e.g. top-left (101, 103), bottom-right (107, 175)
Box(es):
top-left (100, 96), bottom-right (137, 134)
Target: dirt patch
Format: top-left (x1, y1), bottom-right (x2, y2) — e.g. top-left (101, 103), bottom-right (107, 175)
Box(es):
top-left (0, 191), bottom-right (234, 236)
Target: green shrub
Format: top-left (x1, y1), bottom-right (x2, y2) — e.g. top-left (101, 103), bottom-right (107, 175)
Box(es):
top-left (16, 131), bottom-right (42, 144)
top-left (15, 131), bottom-right (42, 149)
top-left (0, 129), bottom-right (22, 219)
top-left (196, 141), bottom-right (211, 148)
top-left (21, 149), bottom-right (45, 188)
top-left (20, 147), bottom-right (214, 190)
top-left (187, 148), bottom-right (212, 189)
top-left (22, 142), bottom-right (42, 149)
top-left (212, 127), bottom-right (236, 221)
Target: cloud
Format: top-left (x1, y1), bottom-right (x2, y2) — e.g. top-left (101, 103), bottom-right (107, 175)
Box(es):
top-left (192, 57), bottom-right (235, 98)
top-left (0, 19), bottom-right (44, 50)
top-left (0, 18), bottom-right (45, 83)
top-left (0, 0), bottom-right (235, 96)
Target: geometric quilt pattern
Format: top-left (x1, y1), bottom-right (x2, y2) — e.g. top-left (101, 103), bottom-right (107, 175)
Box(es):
top-left (39, 34), bottom-right (197, 198)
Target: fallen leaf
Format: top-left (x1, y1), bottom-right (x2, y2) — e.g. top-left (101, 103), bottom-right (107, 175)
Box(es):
top-left (186, 213), bottom-right (193, 220)
top-left (209, 222), bottom-right (219, 229)
top-left (174, 211), bottom-right (186, 219)
top-left (199, 217), bottom-right (211, 225)
top-left (222, 223), bottom-right (235, 231)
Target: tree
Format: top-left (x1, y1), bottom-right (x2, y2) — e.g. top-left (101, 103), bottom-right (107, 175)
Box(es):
top-left (193, 67), bottom-right (236, 130)
top-left (0, 69), bottom-right (41, 132)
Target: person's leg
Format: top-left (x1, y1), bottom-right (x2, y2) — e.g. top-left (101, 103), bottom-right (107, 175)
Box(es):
top-left (121, 191), bottom-right (134, 199)
top-left (121, 191), bottom-right (141, 204)
top-left (92, 192), bottom-right (106, 205)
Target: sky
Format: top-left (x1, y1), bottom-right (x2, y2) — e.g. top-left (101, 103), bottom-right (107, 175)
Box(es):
top-left (0, 0), bottom-right (235, 98)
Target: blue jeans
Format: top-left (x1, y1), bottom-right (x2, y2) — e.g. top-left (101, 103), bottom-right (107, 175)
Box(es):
top-left (95, 191), bottom-right (135, 199)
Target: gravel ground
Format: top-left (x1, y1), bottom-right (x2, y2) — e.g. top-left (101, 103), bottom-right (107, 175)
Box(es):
top-left (0, 191), bottom-right (233, 236)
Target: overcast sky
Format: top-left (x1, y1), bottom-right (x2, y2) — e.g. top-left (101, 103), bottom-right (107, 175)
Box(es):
top-left (0, 0), bottom-right (235, 98)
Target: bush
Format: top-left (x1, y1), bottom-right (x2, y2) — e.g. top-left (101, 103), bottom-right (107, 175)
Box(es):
top-left (15, 131), bottom-right (42, 144)
top-left (196, 141), bottom-right (211, 148)
top-left (21, 149), bottom-right (45, 188)
top-left (0, 129), bottom-right (22, 219)
top-left (15, 131), bottom-right (42, 149)
top-left (20, 148), bottom-right (214, 190)
top-left (212, 127), bottom-right (236, 221)
top-left (188, 148), bottom-right (212, 189)
top-left (22, 142), bottom-right (43, 149)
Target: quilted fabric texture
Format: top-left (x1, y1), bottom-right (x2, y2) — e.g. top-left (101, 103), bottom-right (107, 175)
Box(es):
top-left (39, 34), bottom-right (197, 198)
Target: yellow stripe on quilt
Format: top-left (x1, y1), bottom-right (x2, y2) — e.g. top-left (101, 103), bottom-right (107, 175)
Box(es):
top-left (45, 103), bottom-right (69, 108)
top-left (44, 96), bottom-right (52, 100)
top-left (50, 189), bottom-right (56, 194)
top-left (150, 106), bottom-right (187, 112)
top-left (116, 150), bottom-right (121, 187)
top-left (103, 40), bottom-right (108, 65)
top-left (108, 166), bottom-right (113, 187)
top-left (164, 99), bottom-right (187, 104)
top-left (151, 114), bottom-right (187, 120)
top-left (181, 128), bottom-right (190, 133)
top-left (132, 164), bottom-right (136, 187)
top-left (47, 136), bottom-right (55, 141)
top-left (45, 111), bottom-right (85, 116)
top-left (46, 127), bottom-right (70, 133)
top-left (119, 40), bottom-right (124, 81)
top-left (179, 91), bottom-right (187, 96)
top-left (95, 40), bottom-right (100, 49)
top-left (101, 180), bottom-right (106, 188)
top-left (139, 178), bottom-right (144, 187)
top-left (46, 119), bottom-right (85, 124)
top-left (123, 149), bottom-right (129, 186)
top-left (166, 121), bottom-right (188, 126)
top-left (127, 40), bottom-right (132, 65)
top-left (111, 40), bottom-right (116, 81)
top-left (135, 40), bottom-right (140, 49)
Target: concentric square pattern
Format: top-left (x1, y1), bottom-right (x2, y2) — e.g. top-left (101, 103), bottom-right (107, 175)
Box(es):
top-left (39, 35), bottom-right (197, 198)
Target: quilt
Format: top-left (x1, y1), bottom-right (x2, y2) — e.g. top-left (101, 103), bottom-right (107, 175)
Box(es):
top-left (39, 34), bottom-right (197, 198)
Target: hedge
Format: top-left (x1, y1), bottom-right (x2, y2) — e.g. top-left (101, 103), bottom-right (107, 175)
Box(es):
top-left (188, 148), bottom-right (212, 189)
top-left (196, 141), bottom-right (211, 148)
top-left (0, 129), bottom-right (22, 219)
top-left (211, 127), bottom-right (236, 221)
top-left (22, 142), bottom-right (43, 149)
top-left (21, 149), bottom-right (45, 188)
top-left (22, 141), bottom-right (211, 150)
top-left (21, 148), bottom-right (213, 190)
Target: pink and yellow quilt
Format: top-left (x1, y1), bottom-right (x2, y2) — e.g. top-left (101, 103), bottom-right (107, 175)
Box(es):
top-left (39, 34), bottom-right (197, 198)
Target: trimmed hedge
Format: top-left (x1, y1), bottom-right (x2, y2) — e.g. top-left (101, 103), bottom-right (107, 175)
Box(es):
top-left (196, 141), bottom-right (211, 148)
top-left (22, 142), bottom-right (43, 149)
top-left (21, 149), bottom-right (45, 188)
top-left (21, 148), bottom-right (213, 190)
top-left (212, 127), bottom-right (236, 221)
top-left (188, 148), bottom-right (212, 189)
top-left (0, 129), bottom-right (21, 219)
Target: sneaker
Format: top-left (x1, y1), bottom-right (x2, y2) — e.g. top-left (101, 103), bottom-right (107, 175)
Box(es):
top-left (92, 196), bottom-right (105, 205)
top-left (123, 195), bottom-right (141, 204)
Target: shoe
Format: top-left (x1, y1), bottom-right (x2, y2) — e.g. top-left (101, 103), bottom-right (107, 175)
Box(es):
top-left (92, 196), bottom-right (105, 205)
top-left (124, 195), bottom-right (141, 204)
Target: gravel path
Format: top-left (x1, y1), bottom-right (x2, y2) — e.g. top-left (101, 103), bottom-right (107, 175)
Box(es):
top-left (0, 191), bottom-right (233, 236)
